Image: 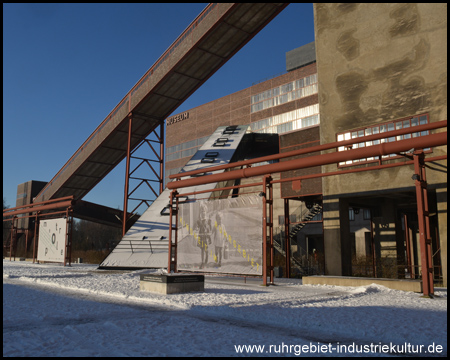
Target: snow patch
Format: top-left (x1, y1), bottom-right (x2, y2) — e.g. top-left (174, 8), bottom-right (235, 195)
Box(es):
top-left (3, 260), bottom-right (447, 357)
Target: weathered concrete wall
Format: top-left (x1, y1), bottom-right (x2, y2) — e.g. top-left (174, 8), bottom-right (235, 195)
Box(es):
top-left (314, 4), bottom-right (447, 284)
top-left (315, 3), bottom-right (446, 134)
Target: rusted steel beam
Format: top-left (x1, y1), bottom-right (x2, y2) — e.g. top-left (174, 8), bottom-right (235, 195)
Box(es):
top-left (123, 115), bottom-right (133, 236)
top-left (3, 196), bottom-right (74, 214)
top-left (168, 131), bottom-right (447, 190)
top-left (170, 120), bottom-right (447, 180)
top-left (269, 155), bottom-right (448, 185)
top-left (171, 156), bottom-right (446, 200)
top-left (3, 200), bottom-right (74, 218)
top-left (284, 199), bottom-right (290, 278)
top-left (175, 181), bottom-right (264, 199)
top-left (413, 151), bottom-right (434, 297)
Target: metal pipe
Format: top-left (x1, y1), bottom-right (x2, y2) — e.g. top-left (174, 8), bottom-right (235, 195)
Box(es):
top-left (170, 120), bottom-right (447, 180)
top-left (172, 155), bottom-right (446, 200)
top-left (3, 201), bottom-right (74, 217)
top-left (168, 131), bottom-right (447, 190)
top-left (3, 209), bottom-right (71, 221)
top-left (176, 182), bottom-right (264, 199)
top-left (270, 155), bottom-right (447, 185)
top-left (3, 196), bottom-right (74, 214)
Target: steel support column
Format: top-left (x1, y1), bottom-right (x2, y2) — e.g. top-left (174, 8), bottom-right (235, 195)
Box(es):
top-left (9, 216), bottom-right (17, 261)
top-left (167, 190), bottom-right (179, 273)
top-left (413, 150), bottom-right (434, 297)
top-left (32, 212), bottom-right (39, 263)
top-left (284, 198), bottom-right (291, 278)
top-left (64, 207), bottom-right (73, 266)
top-left (262, 175), bottom-right (274, 286)
top-left (159, 123), bottom-right (164, 194)
top-left (123, 114), bottom-right (133, 236)
top-left (123, 120), bottom-right (164, 236)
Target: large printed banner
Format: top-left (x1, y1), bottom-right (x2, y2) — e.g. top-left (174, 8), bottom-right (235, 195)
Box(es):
top-left (37, 218), bottom-right (66, 263)
top-left (177, 195), bottom-right (263, 275)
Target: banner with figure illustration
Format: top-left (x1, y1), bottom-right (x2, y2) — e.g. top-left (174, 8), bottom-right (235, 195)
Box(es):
top-left (177, 195), bottom-right (263, 275)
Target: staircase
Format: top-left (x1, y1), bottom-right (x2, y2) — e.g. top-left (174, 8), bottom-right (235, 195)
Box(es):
top-left (273, 238), bottom-right (305, 273)
top-left (289, 203), bottom-right (322, 242)
top-left (273, 203), bottom-right (323, 275)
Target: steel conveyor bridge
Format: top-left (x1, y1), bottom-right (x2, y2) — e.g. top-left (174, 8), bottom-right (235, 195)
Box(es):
top-left (34, 3), bottom-right (288, 205)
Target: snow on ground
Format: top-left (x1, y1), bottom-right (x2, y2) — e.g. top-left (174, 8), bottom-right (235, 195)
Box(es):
top-left (3, 260), bottom-right (447, 357)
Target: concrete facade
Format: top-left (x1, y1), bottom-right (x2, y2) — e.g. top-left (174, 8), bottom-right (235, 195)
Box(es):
top-left (314, 3), bottom-right (447, 285)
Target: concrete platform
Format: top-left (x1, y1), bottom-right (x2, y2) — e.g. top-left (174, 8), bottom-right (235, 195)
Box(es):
top-left (302, 275), bottom-right (423, 293)
top-left (140, 273), bottom-right (204, 295)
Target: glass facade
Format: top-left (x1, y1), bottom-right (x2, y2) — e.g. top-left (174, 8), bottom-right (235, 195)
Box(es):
top-left (251, 74), bottom-right (318, 113)
top-left (250, 104), bottom-right (319, 134)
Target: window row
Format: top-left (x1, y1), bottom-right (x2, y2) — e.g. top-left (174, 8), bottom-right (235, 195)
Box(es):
top-left (251, 74), bottom-right (318, 113)
top-left (166, 135), bottom-right (209, 157)
top-left (337, 114), bottom-right (430, 166)
top-left (250, 104), bottom-right (320, 135)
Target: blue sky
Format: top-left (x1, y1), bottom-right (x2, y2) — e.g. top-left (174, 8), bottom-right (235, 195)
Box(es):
top-left (3, 3), bottom-right (315, 211)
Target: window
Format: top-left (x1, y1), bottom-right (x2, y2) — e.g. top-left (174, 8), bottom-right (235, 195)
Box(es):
top-left (337, 114), bottom-right (430, 167)
top-left (251, 74), bottom-right (318, 114)
top-left (250, 105), bottom-right (319, 135)
top-left (349, 208), bottom-right (355, 221)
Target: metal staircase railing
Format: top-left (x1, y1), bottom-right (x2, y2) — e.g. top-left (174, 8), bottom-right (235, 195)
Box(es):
top-left (272, 237), bottom-right (305, 273)
top-left (273, 203), bottom-right (323, 275)
top-left (289, 203), bottom-right (322, 241)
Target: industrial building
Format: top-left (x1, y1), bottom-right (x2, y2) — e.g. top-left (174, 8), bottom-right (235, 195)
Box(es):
top-left (164, 3), bottom-right (447, 288)
top-left (4, 4), bottom-right (447, 294)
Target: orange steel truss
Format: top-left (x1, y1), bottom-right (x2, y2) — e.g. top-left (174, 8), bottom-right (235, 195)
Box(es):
top-left (123, 114), bottom-right (164, 236)
top-left (167, 120), bottom-right (447, 296)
